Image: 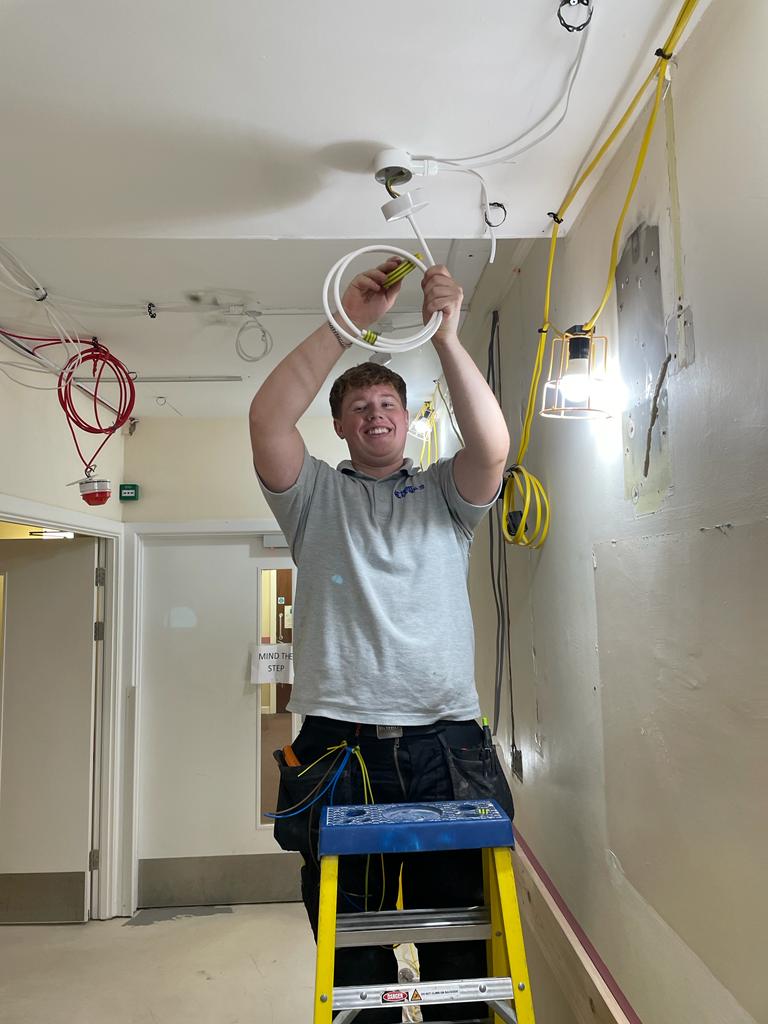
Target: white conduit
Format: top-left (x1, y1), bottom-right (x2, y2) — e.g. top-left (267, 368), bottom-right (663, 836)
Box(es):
top-left (322, 227), bottom-right (443, 354)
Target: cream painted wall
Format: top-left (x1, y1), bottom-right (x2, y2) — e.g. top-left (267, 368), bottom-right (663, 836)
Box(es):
top-left (121, 412), bottom-right (427, 522)
top-left (0, 371), bottom-right (123, 522)
top-left (462, 2), bottom-right (766, 1022)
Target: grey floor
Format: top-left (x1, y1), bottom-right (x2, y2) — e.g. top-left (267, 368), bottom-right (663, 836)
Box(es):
top-left (0, 902), bottom-right (316, 1024)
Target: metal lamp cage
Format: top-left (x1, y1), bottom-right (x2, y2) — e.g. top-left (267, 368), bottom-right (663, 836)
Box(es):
top-left (540, 329), bottom-right (611, 419)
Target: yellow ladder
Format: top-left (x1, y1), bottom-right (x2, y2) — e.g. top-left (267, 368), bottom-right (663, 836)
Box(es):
top-left (312, 800), bottom-right (535, 1024)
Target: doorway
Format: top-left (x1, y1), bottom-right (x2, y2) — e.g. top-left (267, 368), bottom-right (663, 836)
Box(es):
top-left (0, 526), bottom-right (107, 923)
top-left (258, 566), bottom-right (295, 826)
top-left (136, 534), bottom-right (300, 908)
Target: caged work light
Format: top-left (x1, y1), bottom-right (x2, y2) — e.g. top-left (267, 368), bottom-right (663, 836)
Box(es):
top-left (409, 400), bottom-right (436, 439)
top-left (409, 399), bottom-right (439, 468)
top-left (540, 325), bottom-right (611, 419)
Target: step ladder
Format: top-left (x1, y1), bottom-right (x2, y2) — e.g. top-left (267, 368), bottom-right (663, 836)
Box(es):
top-left (313, 799), bottom-right (536, 1024)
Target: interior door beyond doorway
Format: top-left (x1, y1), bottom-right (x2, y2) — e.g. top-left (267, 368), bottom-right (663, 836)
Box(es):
top-left (137, 536), bottom-right (299, 909)
top-left (0, 536), bottom-right (99, 923)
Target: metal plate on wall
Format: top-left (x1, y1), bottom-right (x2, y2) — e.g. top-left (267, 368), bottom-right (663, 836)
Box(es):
top-left (616, 223), bottom-right (672, 514)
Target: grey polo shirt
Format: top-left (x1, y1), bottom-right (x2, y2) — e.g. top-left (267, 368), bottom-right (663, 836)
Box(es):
top-left (258, 450), bottom-right (497, 725)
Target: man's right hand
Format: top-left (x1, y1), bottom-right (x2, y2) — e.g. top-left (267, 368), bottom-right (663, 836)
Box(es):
top-left (339, 258), bottom-right (404, 329)
top-left (250, 260), bottom-right (404, 494)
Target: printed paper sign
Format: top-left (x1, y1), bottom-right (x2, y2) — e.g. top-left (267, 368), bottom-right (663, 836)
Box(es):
top-left (250, 643), bottom-right (293, 685)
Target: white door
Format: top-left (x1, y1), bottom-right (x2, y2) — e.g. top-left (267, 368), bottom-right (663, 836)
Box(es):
top-left (137, 535), bottom-right (299, 908)
top-left (0, 536), bottom-right (98, 923)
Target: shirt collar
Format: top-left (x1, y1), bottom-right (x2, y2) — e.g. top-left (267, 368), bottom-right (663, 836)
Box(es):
top-left (337, 458), bottom-right (419, 480)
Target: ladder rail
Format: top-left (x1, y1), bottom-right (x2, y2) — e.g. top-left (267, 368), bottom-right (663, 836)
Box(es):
top-left (332, 975), bottom-right (515, 1010)
top-left (336, 906), bottom-right (491, 947)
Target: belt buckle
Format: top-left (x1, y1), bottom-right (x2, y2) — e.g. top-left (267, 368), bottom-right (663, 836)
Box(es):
top-left (376, 725), bottom-right (404, 739)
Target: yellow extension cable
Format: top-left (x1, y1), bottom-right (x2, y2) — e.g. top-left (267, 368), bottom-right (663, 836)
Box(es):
top-left (503, 0), bottom-right (701, 548)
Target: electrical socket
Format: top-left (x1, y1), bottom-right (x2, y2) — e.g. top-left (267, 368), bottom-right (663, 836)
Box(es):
top-left (511, 745), bottom-right (523, 781)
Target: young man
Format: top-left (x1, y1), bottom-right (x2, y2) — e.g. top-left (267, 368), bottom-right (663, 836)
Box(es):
top-left (249, 259), bottom-right (513, 1022)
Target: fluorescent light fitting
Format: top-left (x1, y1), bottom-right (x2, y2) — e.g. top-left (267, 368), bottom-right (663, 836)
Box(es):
top-left (28, 530), bottom-right (75, 540)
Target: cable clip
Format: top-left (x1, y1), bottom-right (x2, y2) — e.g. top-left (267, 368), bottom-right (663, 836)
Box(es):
top-left (147, 302), bottom-right (157, 319)
top-left (484, 202), bottom-right (507, 228)
top-left (655, 47), bottom-right (674, 60)
top-left (547, 211), bottom-right (564, 225)
top-left (34, 287), bottom-right (48, 302)
top-left (558, 0), bottom-right (593, 33)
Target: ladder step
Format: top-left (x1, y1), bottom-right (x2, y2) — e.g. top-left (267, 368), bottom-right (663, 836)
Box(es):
top-left (332, 976), bottom-right (514, 1010)
top-left (335, 907), bottom-right (490, 948)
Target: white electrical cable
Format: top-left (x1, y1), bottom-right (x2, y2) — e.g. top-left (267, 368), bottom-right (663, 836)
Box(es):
top-left (0, 243), bottom-right (89, 371)
top-left (0, 330), bottom-right (77, 391)
top-left (235, 313), bottom-right (274, 362)
top-left (0, 242), bottom-right (222, 320)
top-left (424, 23), bottom-right (590, 170)
top-left (322, 242), bottom-right (442, 353)
top-left (440, 165), bottom-right (499, 263)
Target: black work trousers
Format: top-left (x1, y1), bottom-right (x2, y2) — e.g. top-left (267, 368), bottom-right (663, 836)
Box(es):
top-left (272, 716), bottom-right (515, 1023)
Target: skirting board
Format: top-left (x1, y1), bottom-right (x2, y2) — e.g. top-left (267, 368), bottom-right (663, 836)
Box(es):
top-left (138, 852), bottom-right (302, 909)
top-left (513, 837), bottom-right (636, 1024)
top-left (0, 872), bottom-right (86, 924)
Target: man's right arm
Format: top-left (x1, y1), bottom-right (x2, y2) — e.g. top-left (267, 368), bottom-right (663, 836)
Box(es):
top-left (249, 323), bottom-right (346, 493)
top-left (249, 259), bottom-right (404, 493)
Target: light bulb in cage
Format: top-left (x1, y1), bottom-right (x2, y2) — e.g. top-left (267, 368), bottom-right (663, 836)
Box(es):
top-left (409, 400), bottom-right (436, 439)
top-left (541, 326), bottom-right (611, 419)
top-left (559, 332), bottom-right (591, 403)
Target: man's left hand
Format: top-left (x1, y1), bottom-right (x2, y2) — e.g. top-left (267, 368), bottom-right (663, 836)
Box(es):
top-left (421, 266), bottom-right (463, 345)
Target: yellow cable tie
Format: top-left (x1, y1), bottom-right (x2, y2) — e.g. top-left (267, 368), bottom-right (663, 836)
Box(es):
top-left (361, 329), bottom-right (378, 345)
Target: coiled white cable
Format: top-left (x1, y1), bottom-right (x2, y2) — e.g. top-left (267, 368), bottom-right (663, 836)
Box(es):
top-left (322, 230), bottom-right (442, 354)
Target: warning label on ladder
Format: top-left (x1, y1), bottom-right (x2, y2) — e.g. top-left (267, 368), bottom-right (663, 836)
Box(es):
top-left (381, 990), bottom-right (408, 1004)
top-left (411, 990), bottom-right (422, 1002)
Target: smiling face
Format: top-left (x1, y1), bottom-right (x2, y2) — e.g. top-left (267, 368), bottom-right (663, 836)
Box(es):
top-left (333, 384), bottom-right (410, 477)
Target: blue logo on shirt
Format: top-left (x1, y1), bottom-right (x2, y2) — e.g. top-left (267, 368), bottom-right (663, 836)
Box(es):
top-left (394, 483), bottom-right (425, 499)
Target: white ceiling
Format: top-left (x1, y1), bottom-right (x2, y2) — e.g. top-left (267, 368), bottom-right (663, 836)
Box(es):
top-left (0, 1), bottom-right (709, 418)
top-left (1, 0), bottom-right (701, 240)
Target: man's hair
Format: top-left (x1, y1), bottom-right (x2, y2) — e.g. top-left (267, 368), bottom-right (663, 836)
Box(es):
top-left (329, 363), bottom-right (407, 419)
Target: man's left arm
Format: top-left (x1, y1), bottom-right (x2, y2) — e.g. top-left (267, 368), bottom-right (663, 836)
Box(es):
top-left (422, 266), bottom-right (510, 505)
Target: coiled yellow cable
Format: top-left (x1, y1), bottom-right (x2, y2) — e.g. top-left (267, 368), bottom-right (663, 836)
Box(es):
top-left (504, 0), bottom-right (701, 548)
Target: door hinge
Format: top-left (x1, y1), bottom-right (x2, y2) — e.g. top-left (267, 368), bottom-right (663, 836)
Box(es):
top-left (89, 849), bottom-right (100, 871)
top-left (93, 621), bottom-right (105, 642)
top-left (95, 566), bottom-right (106, 587)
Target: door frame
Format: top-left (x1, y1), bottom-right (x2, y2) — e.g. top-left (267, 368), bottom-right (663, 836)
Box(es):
top-left (0, 489), bottom-right (123, 921)
top-left (124, 517), bottom-right (291, 916)
top-left (255, 562), bottom-right (300, 825)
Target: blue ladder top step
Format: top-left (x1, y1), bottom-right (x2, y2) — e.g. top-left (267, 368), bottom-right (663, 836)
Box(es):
top-left (319, 799), bottom-right (514, 857)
